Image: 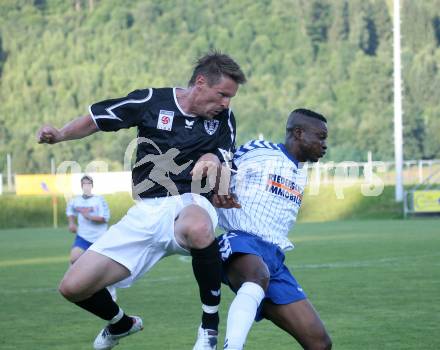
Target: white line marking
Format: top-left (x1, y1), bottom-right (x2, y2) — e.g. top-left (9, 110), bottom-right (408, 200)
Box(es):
top-left (0, 256), bottom-right (68, 268)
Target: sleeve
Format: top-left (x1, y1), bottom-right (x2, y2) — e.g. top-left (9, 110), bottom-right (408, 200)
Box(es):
top-left (66, 198), bottom-right (76, 217)
top-left (232, 140), bottom-right (255, 162)
top-left (97, 196), bottom-right (110, 222)
top-left (215, 109), bottom-right (236, 166)
top-left (89, 88), bottom-right (153, 131)
top-left (232, 140), bottom-right (273, 173)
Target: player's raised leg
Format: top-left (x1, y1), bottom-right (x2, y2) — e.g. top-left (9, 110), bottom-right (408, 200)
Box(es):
top-left (223, 254), bottom-right (268, 350)
top-left (59, 250), bottom-right (143, 350)
top-left (261, 299), bottom-right (332, 350)
top-left (175, 204), bottom-right (221, 350)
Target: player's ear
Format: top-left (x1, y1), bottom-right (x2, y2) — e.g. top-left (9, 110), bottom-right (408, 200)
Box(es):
top-left (195, 74), bottom-right (207, 87)
top-left (290, 126), bottom-right (303, 141)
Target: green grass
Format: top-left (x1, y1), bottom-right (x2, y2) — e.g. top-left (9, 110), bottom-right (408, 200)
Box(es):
top-left (298, 185), bottom-right (402, 221)
top-left (0, 220), bottom-right (439, 349)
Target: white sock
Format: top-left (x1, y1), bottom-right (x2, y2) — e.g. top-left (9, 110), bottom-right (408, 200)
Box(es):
top-left (224, 282), bottom-right (265, 350)
top-left (202, 304), bottom-right (219, 314)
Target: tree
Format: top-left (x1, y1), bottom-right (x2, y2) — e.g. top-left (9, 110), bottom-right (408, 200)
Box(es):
top-left (304, 0), bottom-right (331, 59)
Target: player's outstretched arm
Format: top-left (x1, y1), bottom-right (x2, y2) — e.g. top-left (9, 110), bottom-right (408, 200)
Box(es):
top-left (37, 115), bottom-right (98, 144)
top-left (83, 214), bottom-right (107, 223)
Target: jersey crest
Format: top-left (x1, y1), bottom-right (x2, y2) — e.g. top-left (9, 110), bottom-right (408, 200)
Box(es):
top-left (204, 119), bottom-right (220, 135)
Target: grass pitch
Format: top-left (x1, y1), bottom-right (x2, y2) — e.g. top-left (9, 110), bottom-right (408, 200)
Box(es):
top-left (0, 219), bottom-right (438, 349)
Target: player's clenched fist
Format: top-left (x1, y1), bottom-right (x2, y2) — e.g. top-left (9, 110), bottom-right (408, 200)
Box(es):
top-left (37, 125), bottom-right (62, 144)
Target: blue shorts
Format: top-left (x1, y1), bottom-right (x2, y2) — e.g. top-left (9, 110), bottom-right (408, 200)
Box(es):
top-left (72, 235), bottom-right (93, 250)
top-left (218, 231), bottom-right (306, 321)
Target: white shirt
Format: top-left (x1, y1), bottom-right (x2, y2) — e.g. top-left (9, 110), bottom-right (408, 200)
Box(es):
top-left (217, 140), bottom-right (308, 251)
top-left (66, 195), bottom-right (110, 242)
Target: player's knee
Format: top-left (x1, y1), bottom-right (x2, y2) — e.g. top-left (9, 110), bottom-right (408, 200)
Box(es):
top-left (58, 278), bottom-right (83, 302)
top-left (247, 263), bottom-right (270, 291)
top-left (321, 333), bottom-right (332, 350)
top-left (324, 335), bottom-right (333, 350)
top-left (307, 332), bottom-right (332, 350)
top-left (260, 274), bottom-right (270, 291)
top-left (184, 219), bottom-right (214, 248)
top-left (248, 270), bottom-right (269, 291)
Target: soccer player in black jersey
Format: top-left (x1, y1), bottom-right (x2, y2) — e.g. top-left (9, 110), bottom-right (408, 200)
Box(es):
top-left (37, 52), bottom-right (246, 350)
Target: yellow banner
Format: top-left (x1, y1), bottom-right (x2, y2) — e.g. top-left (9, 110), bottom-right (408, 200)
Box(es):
top-left (15, 174), bottom-right (72, 195)
top-left (413, 191), bottom-right (440, 213)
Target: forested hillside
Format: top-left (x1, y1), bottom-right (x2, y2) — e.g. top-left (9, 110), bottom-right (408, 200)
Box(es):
top-left (1, 0), bottom-right (439, 173)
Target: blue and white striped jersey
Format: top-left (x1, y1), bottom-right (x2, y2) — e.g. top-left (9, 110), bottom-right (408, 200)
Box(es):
top-left (66, 195), bottom-right (110, 242)
top-left (217, 140), bottom-right (308, 251)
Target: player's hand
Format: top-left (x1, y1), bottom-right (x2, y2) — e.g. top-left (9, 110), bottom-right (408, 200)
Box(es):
top-left (211, 193), bottom-right (241, 209)
top-left (37, 125), bottom-right (63, 144)
top-left (191, 154), bottom-right (222, 193)
top-left (190, 155), bottom-right (221, 179)
top-left (68, 223), bottom-right (77, 233)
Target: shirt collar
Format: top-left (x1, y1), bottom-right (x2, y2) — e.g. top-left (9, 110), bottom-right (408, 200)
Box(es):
top-left (278, 143), bottom-right (299, 167)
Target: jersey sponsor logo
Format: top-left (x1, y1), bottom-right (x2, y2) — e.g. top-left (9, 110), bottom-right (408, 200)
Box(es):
top-left (185, 119), bottom-right (195, 129)
top-left (266, 173), bottom-right (303, 205)
top-left (204, 119), bottom-right (220, 135)
top-left (157, 110), bottom-right (175, 131)
top-left (74, 206), bottom-right (95, 213)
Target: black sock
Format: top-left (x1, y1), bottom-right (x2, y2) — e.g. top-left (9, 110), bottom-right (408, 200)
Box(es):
top-left (75, 288), bottom-right (119, 320)
top-left (191, 239), bottom-right (222, 331)
top-left (202, 312), bottom-right (219, 332)
top-left (75, 288), bottom-right (133, 335)
top-left (108, 316), bottom-right (133, 335)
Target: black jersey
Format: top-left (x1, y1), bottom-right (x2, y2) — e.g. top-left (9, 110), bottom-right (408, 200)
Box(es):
top-left (89, 87), bottom-right (236, 199)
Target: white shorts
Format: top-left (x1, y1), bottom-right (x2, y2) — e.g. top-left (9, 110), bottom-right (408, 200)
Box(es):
top-left (89, 193), bottom-right (218, 288)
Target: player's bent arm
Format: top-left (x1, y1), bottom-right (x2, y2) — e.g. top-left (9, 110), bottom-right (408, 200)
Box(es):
top-left (38, 115), bottom-right (98, 144)
top-left (67, 215), bottom-right (77, 233)
top-left (84, 214), bottom-right (107, 223)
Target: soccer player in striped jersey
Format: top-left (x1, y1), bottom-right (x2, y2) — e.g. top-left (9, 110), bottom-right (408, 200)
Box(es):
top-left (213, 109), bottom-right (332, 350)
